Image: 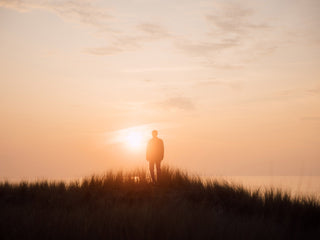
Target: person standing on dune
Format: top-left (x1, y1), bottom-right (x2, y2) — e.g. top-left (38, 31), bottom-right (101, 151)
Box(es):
top-left (146, 130), bottom-right (164, 183)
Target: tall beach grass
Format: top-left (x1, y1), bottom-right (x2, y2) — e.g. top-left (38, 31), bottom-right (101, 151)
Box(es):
top-left (0, 166), bottom-right (319, 239)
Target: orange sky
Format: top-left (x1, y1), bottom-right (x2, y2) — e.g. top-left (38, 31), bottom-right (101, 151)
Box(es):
top-left (1, 0), bottom-right (320, 179)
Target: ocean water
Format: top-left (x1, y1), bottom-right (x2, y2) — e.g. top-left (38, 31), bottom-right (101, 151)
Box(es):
top-left (205, 176), bottom-right (320, 198)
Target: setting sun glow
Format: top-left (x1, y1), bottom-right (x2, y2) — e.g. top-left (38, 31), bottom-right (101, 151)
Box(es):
top-left (104, 124), bottom-right (156, 152)
top-left (126, 132), bottom-right (143, 150)
top-left (1, 0), bottom-right (320, 179)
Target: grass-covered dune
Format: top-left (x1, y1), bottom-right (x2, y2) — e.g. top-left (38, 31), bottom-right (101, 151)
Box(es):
top-left (0, 166), bottom-right (319, 240)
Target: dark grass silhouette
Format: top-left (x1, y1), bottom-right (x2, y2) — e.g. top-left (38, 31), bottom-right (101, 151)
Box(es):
top-left (0, 166), bottom-right (319, 239)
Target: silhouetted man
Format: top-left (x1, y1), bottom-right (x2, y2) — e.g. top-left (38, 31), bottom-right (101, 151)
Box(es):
top-left (146, 130), bottom-right (164, 183)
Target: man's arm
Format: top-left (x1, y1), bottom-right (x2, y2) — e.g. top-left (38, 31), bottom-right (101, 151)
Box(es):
top-left (146, 141), bottom-right (150, 161)
top-left (160, 139), bottom-right (164, 160)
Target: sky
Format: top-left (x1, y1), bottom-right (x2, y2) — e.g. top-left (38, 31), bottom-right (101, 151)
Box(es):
top-left (0, 0), bottom-right (319, 179)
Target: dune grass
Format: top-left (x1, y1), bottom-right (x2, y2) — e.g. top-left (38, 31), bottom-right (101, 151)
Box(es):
top-left (0, 166), bottom-right (319, 239)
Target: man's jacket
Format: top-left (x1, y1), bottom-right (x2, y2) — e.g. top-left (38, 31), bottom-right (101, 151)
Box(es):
top-left (146, 137), bottom-right (164, 162)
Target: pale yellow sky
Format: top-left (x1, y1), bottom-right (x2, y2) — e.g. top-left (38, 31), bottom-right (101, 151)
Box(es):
top-left (0, 0), bottom-right (319, 179)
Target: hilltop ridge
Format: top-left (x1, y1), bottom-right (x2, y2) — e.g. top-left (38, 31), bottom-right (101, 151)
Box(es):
top-left (0, 167), bottom-right (319, 239)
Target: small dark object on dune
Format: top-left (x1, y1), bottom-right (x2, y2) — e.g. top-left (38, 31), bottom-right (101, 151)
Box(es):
top-left (0, 166), bottom-right (319, 240)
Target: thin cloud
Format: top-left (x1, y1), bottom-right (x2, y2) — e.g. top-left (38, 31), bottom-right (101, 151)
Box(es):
top-left (301, 117), bottom-right (320, 121)
top-left (175, 1), bottom-right (273, 64)
top-left (0, 1), bottom-right (172, 56)
top-left (124, 66), bottom-right (204, 73)
top-left (85, 35), bottom-right (142, 55)
top-left (87, 23), bottom-right (172, 55)
top-left (274, 86), bottom-right (320, 99)
top-left (157, 97), bottom-right (196, 111)
top-left (175, 40), bottom-right (237, 57)
top-left (206, 3), bottom-right (269, 36)
top-left (0, 0), bottom-right (273, 60)
top-left (203, 62), bottom-right (244, 69)
top-left (0, 0), bottom-right (113, 31)
top-left (85, 46), bottom-right (124, 56)
top-left (195, 80), bottom-right (242, 90)
top-left (306, 86), bottom-right (320, 95)
top-left (243, 86), bottom-right (320, 104)
top-left (137, 23), bottom-right (171, 40)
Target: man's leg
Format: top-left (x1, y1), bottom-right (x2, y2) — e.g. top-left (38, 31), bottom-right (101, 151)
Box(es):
top-left (149, 161), bottom-right (155, 183)
top-left (156, 161), bottom-right (161, 182)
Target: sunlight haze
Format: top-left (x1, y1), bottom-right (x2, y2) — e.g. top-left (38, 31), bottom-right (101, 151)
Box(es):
top-left (0, 0), bottom-right (319, 179)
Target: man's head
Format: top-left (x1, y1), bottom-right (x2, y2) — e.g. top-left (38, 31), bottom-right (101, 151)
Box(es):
top-left (152, 130), bottom-right (158, 138)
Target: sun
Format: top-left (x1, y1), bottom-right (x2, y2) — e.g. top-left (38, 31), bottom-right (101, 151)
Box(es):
top-left (105, 125), bottom-right (149, 151)
top-left (126, 131), bottom-right (143, 150)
